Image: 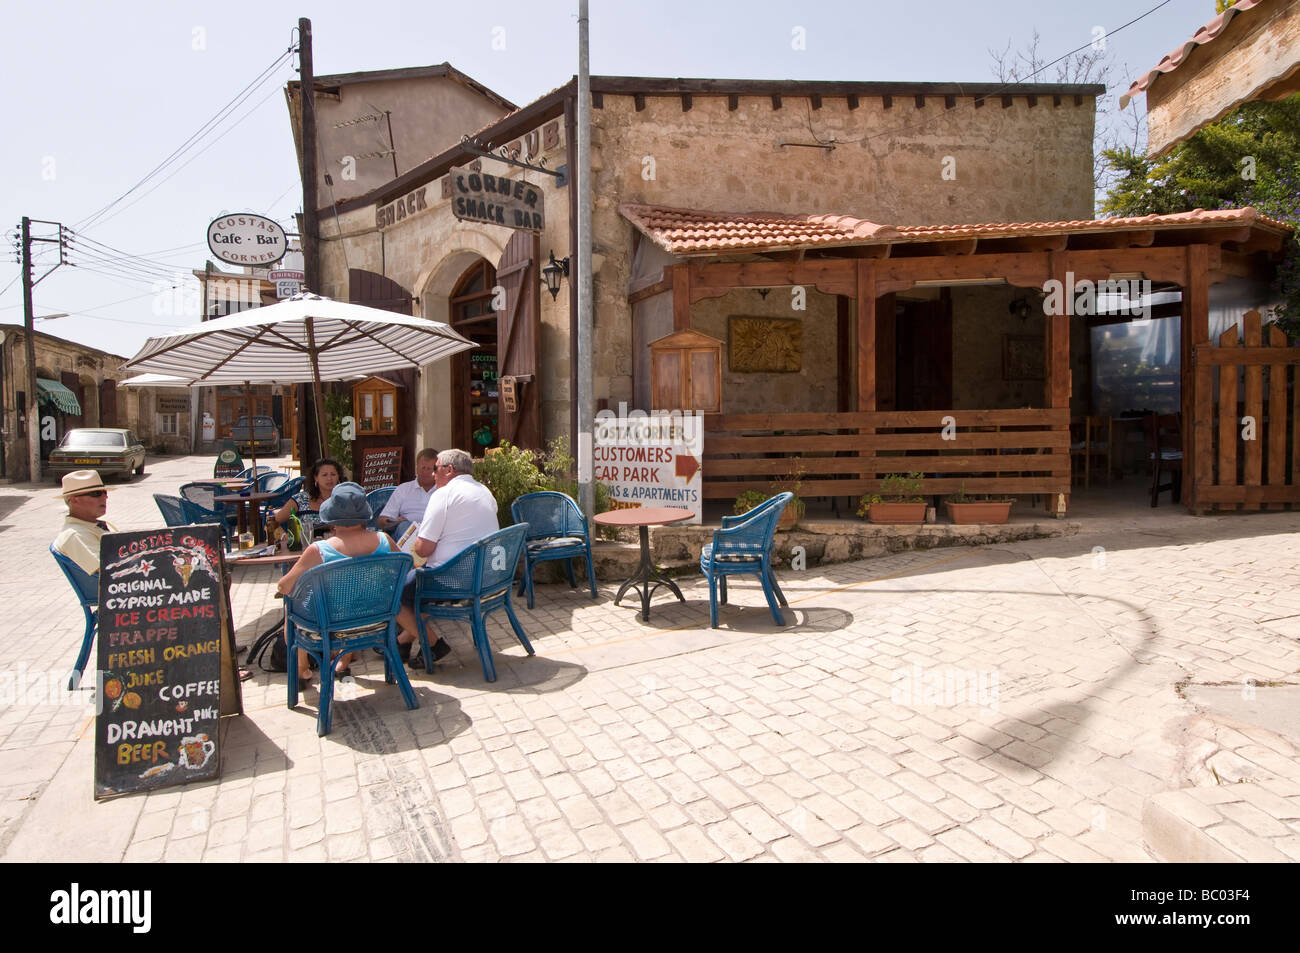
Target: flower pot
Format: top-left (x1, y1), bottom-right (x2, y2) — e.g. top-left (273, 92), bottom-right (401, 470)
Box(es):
top-left (944, 501), bottom-right (1012, 525)
top-left (777, 502), bottom-right (804, 530)
top-left (866, 502), bottom-right (927, 524)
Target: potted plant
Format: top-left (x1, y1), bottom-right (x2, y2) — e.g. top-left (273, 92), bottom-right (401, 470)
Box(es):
top-left (734, 490), bottom-right (770, 516)
top-left (770, 458), bottom-right (807, 530)
top-left (858, 471), bottom-right (926, 524)
top-left (944, 482), bottom-right (1014, 525)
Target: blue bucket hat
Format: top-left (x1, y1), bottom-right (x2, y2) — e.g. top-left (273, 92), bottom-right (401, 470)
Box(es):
top-left (318, 482), bottom-right (372, 527)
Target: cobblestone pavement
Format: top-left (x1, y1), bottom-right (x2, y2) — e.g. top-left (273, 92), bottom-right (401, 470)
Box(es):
top-left (2, 454), bottom-right (1298, 862)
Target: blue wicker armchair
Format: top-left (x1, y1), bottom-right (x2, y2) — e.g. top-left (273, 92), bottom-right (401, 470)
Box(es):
top-left (699, 491), bottom-right (792, 628)
top-left (412, 523), bottom-right (533, 682)
top-left (509, 491), bottom-right (597, 609)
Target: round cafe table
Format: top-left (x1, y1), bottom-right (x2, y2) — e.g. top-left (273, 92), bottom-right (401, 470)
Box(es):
top-left (592, 507), bottom-right (694, 622)
top-left (214, 491), bottom-right (278, 545)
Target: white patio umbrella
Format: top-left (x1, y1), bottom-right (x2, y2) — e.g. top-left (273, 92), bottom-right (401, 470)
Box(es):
top-left (122, 292), bottom-right (475, 468)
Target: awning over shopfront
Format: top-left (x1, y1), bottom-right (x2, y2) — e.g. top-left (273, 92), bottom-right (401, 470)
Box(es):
top-left (36, 378), bottom-right (81, 415)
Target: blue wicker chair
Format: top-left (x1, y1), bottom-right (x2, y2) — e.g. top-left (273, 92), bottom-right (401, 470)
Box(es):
top-left (412, 523), bottom-right (533, 682)
top-left (49, 546), bottom-right (98, 690)
top-left (259, 476), bottom-right (305, 523)
top-left (179, 497), bottom-right (233, 548)
top-left (153, 494), bottom-right (189, 527)
top-left (510, 491), bottom-right (597, 609)
top-left (699, 491), bottom-right (792, 628)
top-left (284, 552), bottom-right (416, 736)
top-left (253, 471), bottom-right (290, 493)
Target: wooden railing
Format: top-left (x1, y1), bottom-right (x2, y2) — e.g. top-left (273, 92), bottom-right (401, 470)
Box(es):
top-left (1191, 311), bottom-right (1300, 511)
top-left (701, 409), bottom-right (1070, 500)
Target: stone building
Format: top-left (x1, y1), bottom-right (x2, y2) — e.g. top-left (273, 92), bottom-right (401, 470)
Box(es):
top-left (300, 71), bottom-right (1291, 514)
top-left (285, 63), bottom-right (516, 205)
top-left (0, 324), bottom-right (191, 481)
top-left (307, 75), bottom-right (1102, 452)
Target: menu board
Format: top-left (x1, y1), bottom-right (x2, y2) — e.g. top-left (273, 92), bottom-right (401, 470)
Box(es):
top-left (357, 446), bottom-right (402, 492)
top-left (94, 524), bottom-right (229, 799)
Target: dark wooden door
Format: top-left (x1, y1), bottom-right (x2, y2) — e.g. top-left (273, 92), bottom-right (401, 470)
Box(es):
top-left (895, 295), bottom-right (952, 411)
top-left (348, 268), bottom-right (417, 482)
top-left (495, 231), bottom-right (541, 451)
top-left (99, 379), bottom-right (118, 427)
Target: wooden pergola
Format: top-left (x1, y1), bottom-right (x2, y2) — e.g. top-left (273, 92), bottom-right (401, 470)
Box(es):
top-left (623, 204), bottom-right (1293, 514)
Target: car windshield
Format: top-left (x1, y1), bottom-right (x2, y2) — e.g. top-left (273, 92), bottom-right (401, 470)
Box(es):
top-left (235, 417), bottom-right (275, 428)
top-left (59, 431), bottom-right (126, 449)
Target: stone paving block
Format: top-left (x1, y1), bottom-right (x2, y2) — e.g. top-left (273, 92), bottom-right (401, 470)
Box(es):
top-left (707, 820), bottom-right (764, 862)
top-left (577, 823), bottom-right (622, 853)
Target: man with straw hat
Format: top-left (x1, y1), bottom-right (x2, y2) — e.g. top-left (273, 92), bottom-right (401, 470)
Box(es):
top-left (53, 470), bottom-right (118, 576)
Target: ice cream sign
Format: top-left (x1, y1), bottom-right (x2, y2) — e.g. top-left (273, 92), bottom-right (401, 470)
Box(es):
top-left (593, 405), bottom-right (703, 523)
top-left (206, 213), bottom-right (287, 267)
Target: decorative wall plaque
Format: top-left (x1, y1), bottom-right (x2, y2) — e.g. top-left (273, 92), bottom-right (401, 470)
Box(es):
top-left (728, 316), bottom-right (802, 373)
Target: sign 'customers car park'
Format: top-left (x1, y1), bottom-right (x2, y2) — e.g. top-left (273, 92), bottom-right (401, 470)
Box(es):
top-left (450, 167), bottom-right (543, 232)
top-left (206, 214), bottom-right (287, 267)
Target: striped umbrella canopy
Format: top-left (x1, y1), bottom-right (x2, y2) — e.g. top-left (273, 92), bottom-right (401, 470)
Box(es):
top-left (123, 292), bottom-right (475, 461)
top-left (122, 292), bottom-right (474, 383)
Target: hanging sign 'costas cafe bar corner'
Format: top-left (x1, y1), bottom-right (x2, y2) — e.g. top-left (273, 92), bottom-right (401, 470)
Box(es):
top-left (449, 167), bottom-right (543, 231)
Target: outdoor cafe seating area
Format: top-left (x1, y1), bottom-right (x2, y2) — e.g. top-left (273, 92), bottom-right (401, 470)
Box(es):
top-left (64, 451), bottom-right (799, 737)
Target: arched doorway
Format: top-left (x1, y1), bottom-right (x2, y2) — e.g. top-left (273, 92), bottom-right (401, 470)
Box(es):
top-left (449, 259), bottom-right (499, 451)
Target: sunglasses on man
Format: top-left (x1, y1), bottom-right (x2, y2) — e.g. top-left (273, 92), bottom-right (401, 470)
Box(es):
top-left (77, 490), bottom-right (108, 499)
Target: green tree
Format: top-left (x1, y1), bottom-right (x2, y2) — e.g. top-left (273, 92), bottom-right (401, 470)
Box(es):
top-left (1100, 94), bottom-right (1300, 335)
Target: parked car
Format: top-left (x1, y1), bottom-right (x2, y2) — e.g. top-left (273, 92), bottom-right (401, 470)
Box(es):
top-left (229, 415), bottom-right (280, 455)
top-left (47, 428), bottom-right (146, 480)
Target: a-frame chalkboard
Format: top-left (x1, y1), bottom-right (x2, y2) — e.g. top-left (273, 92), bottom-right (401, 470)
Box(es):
top-left (94, 524), bottom-right (240, 799)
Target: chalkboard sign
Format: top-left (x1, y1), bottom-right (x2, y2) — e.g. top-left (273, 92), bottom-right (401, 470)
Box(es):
top-left (357, 446), bottom-right (402, 492)
top-left (94, 524), bottom-right (228, 799)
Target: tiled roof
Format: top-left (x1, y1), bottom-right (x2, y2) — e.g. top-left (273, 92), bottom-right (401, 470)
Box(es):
top-left (620, 203), bottom-right (1292, 256)
top-left (1121, 0), bottom-right (1269, 107)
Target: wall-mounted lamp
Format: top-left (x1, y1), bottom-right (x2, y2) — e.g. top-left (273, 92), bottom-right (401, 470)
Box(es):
top-left (540, 250), bottom-right (570, 301)
top-left (1009, 297), bottom-right (1033, 321)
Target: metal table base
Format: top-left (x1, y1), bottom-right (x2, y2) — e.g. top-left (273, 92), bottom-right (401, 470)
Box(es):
top-left (613, 525), bottom-right (686, 622)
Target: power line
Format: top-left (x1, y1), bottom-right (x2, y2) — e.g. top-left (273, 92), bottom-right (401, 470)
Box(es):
top-left (75, 45), bottom-right (295, 231)
top-left (66, 232), bottom-right (190, 278)
top-left (86, 81), bottom-right (289, 230)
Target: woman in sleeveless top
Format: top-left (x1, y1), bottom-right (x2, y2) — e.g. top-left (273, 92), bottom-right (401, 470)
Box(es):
top-left (277, 481), bottom-right (391, 687)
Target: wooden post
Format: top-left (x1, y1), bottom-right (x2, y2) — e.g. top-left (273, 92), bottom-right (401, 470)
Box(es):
top-left (671, 264), bottom-right (691, 331)
top-left (856, 261), bottom-right (876, 412)
top-left (1047, 252), bottom-right (1070, 515)
top-left (856, 261), bottom-right (877, 498)
top-left (1184, 244), bottom-right (1210, 512)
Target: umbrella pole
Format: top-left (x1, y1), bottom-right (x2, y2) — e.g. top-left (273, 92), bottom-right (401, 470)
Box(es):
top-left (244, 380), bottom-right (258, 477)
top-left (305, 319), bottom-right (329, 463)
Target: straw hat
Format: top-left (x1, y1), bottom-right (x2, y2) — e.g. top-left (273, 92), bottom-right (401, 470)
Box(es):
top-left (59, 470), bottom-right (115, 499)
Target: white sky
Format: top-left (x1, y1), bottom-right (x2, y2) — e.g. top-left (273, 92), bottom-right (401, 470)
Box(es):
top-left (0, 0), bottom-right (1210, 357)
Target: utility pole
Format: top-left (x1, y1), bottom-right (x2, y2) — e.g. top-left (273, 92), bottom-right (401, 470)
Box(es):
top-left (20, 217), bottom-right (67, 483)
top-left (576, 0), bottom-right (594, 519)
top-left (298, 16), bottom-right (327, 461)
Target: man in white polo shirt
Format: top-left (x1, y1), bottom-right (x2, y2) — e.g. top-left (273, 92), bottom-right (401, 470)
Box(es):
top-left (395, 448), bottom-right (498, 664)
top-left (376, 447), bottom-right (438, 540)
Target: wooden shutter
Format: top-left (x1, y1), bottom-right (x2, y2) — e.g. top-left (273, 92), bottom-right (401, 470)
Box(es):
top-left (348, 269), bottom-right (418, 481)
top-left (99, 379), bottom-right (118, 427)
top-left (495, 232), bottom-right (541, 451)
